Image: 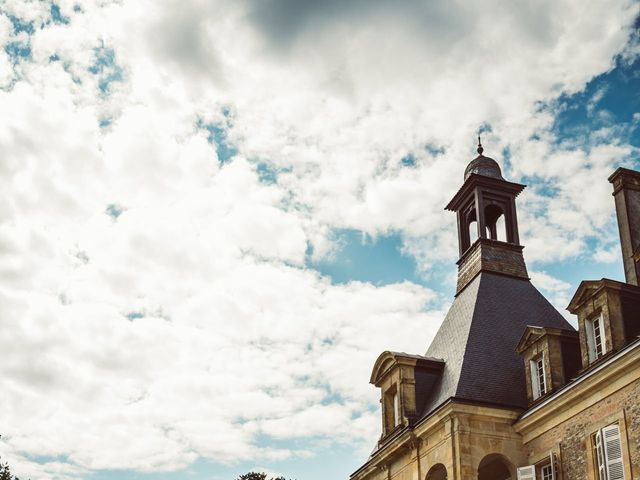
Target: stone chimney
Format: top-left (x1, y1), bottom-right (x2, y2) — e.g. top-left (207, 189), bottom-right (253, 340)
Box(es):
top-left (609, 167), bottom-right (640, 286)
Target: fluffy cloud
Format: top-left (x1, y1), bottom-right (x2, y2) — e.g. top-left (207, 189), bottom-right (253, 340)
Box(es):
top-left (0, 0), bottom-right (638, 478)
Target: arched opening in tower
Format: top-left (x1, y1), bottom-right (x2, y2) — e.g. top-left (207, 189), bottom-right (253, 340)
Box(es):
top-left (484, 204), bottom-right (506, 242)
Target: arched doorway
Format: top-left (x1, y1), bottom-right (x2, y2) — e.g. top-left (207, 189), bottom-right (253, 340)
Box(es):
top-left (477, 454), bottom-right (514, 480)
top-left (425, 463), bottom-right (447, 480)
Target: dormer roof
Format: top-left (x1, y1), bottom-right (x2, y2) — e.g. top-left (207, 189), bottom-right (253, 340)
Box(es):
top-left (515, 325), bottom-right (578, 354)
top-left (567, 278), bottom-right (640, 313)
top-left (369, 351), bottom-right (444, 386)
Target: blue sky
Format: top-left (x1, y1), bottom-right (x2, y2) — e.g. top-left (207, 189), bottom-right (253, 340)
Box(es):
top-left (0, 2), bottom-right (639, 480)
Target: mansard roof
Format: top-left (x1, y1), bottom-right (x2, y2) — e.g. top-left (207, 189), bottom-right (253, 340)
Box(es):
top-left (419, 272), bottom-right (573, 416)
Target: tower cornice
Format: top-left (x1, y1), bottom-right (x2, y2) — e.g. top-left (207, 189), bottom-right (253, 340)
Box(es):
top-left (445, 173), bottom-right (526, 212)
top-left (455, 239), bottom-right (529, 295)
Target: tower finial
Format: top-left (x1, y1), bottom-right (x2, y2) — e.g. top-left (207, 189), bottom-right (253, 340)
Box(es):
top-left (477, 135), bottom-right (483, 155)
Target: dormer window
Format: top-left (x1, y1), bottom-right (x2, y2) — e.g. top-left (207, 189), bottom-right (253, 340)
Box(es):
top-left (370, 351), bottom-right (445, 441)
top-left (586, 315), bottom-right (606, 363)
top-left (517, 326), bottom-right (580, 404)
top-left (392, 390), bottom-right (400, 427)
top-left (530, 353), bottom-right (546, 400)
top-left (383, 386), bottom-right (400, 433)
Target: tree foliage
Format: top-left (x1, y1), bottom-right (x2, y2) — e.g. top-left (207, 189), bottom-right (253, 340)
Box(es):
top-left (237, 471), bottom-right (291, 480)
top-left (0, 459), bottom-right (18, 480)
top-left (0, 435), bottom-right (23, 480)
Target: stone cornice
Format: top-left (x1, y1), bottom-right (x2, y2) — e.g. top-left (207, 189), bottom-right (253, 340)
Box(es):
top-left (445, 174), bottom-right (525, 211)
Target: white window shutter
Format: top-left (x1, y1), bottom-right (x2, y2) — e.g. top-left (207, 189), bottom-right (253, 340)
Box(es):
top-left (586, 319), bottom-right (596, 363)
top-left (517, 465), bottom-right (536, 480)
top-left (393, 392), bottom-right (400, 426)
top-left (549, 452), bottom-right (556, 480)
top-left (603, 424), bottom-right (625, 480)
top-left (596, 430), bottom-right (607, 480)
top-left (530, 360), bottom-right (540, 399)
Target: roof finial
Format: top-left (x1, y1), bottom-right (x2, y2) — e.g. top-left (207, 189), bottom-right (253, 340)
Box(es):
top-left (477, 135), bottom-right (484, 155)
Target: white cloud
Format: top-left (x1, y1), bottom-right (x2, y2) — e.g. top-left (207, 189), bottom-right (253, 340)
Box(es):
top-left (0, 0), bottom-right (638, 477)
top-left (594, 245), bottom-right (621, 263)
top-left (530, 270), bottom-right (574, 320)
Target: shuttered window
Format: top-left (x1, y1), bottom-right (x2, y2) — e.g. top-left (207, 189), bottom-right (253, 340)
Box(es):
top-left (392, 391), bottom-right (400, 426)
top-left (517, 465), bottom-right (536, 480)
top-left (595, 424), bottom-right (625, 480)
top-left (541, 463), bottom-right (554, 480)
top-left (586, 315), bottom-right (607, 363)
top-left (530, 353), bottom-right (546, 399)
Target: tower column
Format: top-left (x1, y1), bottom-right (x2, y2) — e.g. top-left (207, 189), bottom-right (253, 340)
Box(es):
top-left (475, 189), bottom-right (486, 240)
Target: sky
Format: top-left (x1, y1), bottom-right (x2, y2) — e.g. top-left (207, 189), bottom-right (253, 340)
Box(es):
top-left (0, 1), bottom-right (639, 479)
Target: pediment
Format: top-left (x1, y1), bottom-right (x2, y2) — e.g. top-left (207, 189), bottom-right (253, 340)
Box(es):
top-left (515, 326), bottom-right (545, 353)
top-left (567, 280), bottom-right (603, 313)
top-left (369, 351), bottom-right (444, 386)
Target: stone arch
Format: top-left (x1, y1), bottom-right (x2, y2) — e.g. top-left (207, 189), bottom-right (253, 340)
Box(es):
top-left (477, 453), bottom-right (515, 480)
top-left (484, 204), bottom-right (506, 241)
top-left (425, 463), bottom-right (447, 480)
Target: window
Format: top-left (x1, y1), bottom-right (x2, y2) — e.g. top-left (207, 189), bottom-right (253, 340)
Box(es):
top-left (540, 463), bottom-right (554, 480)
top-left (517, 465), bottom-right (535, 480)
top-left (586, 315), bottom-right (606, 363)
top-left (594, 424), bottom-right (625, 480)
top-left (518, 453), bottom-right (556, 480)
top-left (392, 390), bottom-right (400, 426)
top-left (530, 353), bottom-right (547, 399)
top-left (383, 386), bottom-right (400, 433)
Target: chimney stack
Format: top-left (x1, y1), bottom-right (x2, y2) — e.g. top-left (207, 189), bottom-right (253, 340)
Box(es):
top-left (609, 167), bottom-right (640, 286)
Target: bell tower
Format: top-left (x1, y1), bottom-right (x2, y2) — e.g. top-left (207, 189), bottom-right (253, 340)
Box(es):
top-left (445, 139), bottom-right (529, 294)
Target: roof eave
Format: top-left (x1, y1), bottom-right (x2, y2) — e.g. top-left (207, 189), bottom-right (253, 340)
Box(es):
top-left (445, 174), bottom-right (526, 211)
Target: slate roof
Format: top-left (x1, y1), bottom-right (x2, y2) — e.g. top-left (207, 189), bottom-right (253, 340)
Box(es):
top-left (464, 154), bottom-right (504, 180)
top-left (420, 271), bottom-right (574, 417)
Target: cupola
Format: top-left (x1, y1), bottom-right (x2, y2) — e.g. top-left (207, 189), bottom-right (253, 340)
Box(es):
top-left (445, 138), bottom-right (528, 294)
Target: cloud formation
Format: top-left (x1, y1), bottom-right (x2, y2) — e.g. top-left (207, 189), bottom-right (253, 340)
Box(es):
top-left (0, 0), bottom-right (638, 478)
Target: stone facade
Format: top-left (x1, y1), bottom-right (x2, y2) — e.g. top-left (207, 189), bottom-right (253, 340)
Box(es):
top-left (352, 403), bottom-right (527, 480)
top-left (455, 239), bottom-right (528, 294)
top-left (515, 342), bottom-right (640, 480)
top-left (353, 353), bottom-right (640, 480)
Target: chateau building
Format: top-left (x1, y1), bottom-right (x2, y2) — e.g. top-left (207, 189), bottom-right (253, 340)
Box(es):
top-left (350, 143), bottom-right (640, 480)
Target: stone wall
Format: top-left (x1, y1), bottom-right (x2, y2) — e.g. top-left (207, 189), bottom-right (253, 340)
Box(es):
top-left (352, 404), bottom-right (525, 480)
top-left (456, 239), bottom-right (528, 293)
top-left (522, 377), bottom-right (640, 479)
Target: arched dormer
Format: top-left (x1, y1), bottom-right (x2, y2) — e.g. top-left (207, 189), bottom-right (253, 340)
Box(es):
top-left (370, 351), bottom-right (444, 440)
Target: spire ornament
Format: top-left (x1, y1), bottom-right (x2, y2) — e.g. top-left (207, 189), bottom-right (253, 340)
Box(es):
top-left (477, 135), bottom-right (484, 155)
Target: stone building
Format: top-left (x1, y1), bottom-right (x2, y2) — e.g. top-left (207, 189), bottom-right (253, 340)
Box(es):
top-left (350, 144), bottom-right (640, 480)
